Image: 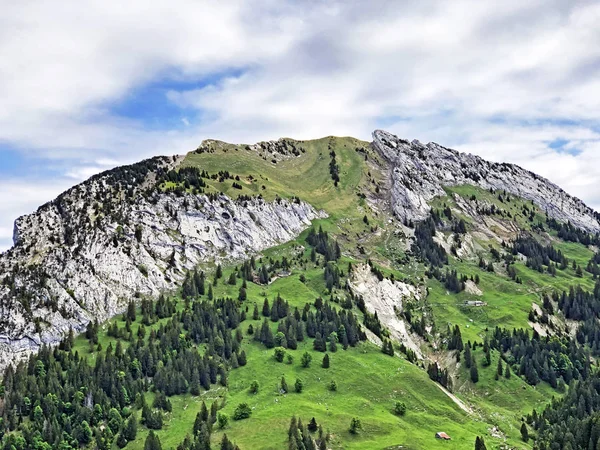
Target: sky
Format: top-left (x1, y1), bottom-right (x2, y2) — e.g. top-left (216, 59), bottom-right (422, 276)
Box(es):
top-left (1, 0), bottom-right (600, 251)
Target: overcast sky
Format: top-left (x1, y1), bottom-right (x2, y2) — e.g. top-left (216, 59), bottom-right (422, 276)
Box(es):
top-left (1, 0), bottom-right (600, 250)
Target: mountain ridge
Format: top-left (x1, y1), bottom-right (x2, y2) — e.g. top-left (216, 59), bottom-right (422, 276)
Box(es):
top-left (0, 129), bottom-right (598, 370)
top-left (373, 129), bottom-right (600, 232)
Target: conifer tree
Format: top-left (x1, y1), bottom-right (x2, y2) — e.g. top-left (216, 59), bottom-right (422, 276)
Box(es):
top-left (220, 434), bottom-right (234, 450)
top-left (144, 431), bottom-right (162, 450)
top-left (464, 344), bottom-right (472, 368)
top-left (301, 351), bottom-right (313, 368)
top-left (520, 423), bottom-right (529, 442)
top-left (475, 436), bottom-right (487, 450)
top-left (470, 358), bottom-right (479, 383)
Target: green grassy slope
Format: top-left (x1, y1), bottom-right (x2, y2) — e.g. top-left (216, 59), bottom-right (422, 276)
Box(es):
top-left (33, 137), bottom-right (600, 450)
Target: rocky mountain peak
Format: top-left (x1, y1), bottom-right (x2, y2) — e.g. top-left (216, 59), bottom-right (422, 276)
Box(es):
top-left (0, 151), bottom-right (324, 368)
top-left (372, 129), bottom-right (600, 232)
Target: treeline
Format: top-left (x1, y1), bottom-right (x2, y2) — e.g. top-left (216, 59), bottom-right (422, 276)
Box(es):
top-left (558, 283), bottom-right (600, 322)
top-left (587, 252), bottom-right (600, 278)
top-left (489, 327), bottom-right (591, 387)
top-left (512, 236), bottom-right (569, 273)
top-left (412, 212), bottom-right (448, 267)
top-left (89, 156), bottom-right (172, 198)
top-left (427, 362), bottom-right (452, 391)
top-left (182, 254), bottom-right (295, 299)
top-left (175, 402), bottom-right (240, 450)
top-left (329, 149), bottom-right (340, 186)
top-left (443, 323), bottom-right (590, 389)
top-left (532, 374), bottom-right (600, 450)
top-left (160, 167), bottom-right (207, 191)
top-left (546, 217), bottom-right (600, 247)
top-left (556, 282), bottom-right (600, 355)
top-left (252, 298), bottom-right (366, 352)
top-left (0, 295), bottom-right (244, 449)
top-left (287, 416), bottom-right (328, 450)
top-left (427, 268), bottom-right (467, 293)
top-left (307, 227), bottom-right (341, 262)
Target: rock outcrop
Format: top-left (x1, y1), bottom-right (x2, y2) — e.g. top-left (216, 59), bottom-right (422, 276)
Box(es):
top-left (0, 155), bottom-right (324, 368)
top-left (349, 264), bottom-right (423, 359)
top-left (372, 130), bottom-right (600, 233)
top-left (1, 129), bottom-right (598, 369)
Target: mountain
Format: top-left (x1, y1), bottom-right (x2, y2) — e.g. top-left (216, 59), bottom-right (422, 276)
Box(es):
top-left (373, 130), bottom-right (600, 232)
top-left (0, 154), bottom-right (321, 368)
top-left (1, 130), bottom-right (600, 449)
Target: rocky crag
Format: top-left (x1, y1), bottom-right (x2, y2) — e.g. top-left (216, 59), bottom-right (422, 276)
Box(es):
top-left (0, 130), bottom-right (598, 368)
top-left (372, 129), bottom-right (600, 233)
top-left (0, 153), bottom-right (323, 368)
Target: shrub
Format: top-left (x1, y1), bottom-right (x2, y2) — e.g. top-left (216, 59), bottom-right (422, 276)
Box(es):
top-left (274, 347), bottom-right (286, 363)
top-left (249, 380), bottom-right (259, 394)
top-left (349, 417), bottom-right (362, 434)
top-left (233, 403), bottom-right (252, 421)
top-left (301, 351), bottom-right (312, 368)
top-left (217, 413), bottom-right (229, 429)
top-left (394, 401), bottom-right (407, 416)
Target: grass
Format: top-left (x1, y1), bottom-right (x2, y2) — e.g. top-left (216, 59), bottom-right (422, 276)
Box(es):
top-left (181, 136), bottom-right (368, 219)
top-left (452, 348), bottom-right (557, 445)
top-left (213, 339), bottom-right (515, 450)
top-left (69, 258), bottom-right (534, 449)
top-left (69, 148), bottom-right (598, 450)
top-left (428, 262), bottom-right (538, 345)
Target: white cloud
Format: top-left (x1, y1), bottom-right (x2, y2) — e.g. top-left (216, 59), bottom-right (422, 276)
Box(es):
top-left (1, 0), bottom-right (600, 251)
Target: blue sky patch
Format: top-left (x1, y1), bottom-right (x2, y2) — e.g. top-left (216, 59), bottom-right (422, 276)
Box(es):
top-left (547, 138), bottom-right (582, 156)
top-left (108, 68), bottom-right (246, 130)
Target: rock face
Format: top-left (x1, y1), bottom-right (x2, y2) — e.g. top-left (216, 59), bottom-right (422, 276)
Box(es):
top-left (372, 130), bottom-right (600, 233)
top-left (0, 155), bottom-right (324, 368)
top-left (348, 264), bottom-right (423, 359)
top-left (1, 129), bottom-right (599, 369)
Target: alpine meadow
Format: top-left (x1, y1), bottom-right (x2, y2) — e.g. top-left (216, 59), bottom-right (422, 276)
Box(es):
top-left (0, 129), bottom-right (600, 450)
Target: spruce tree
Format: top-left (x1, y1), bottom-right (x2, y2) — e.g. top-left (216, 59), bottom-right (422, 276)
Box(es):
top-left (484, 347), bottom-right (491, 367)
top-left (520, 423), bottom-right (529, 442)
top-left (475, 436), bottom-right (487, 450)
top-left (301, 351), bottom-right (313, 368)
top-left (349, 417), bottom-right (361, 434)
top-left (220, 434), bottom-right (234, 450)
top-left (288, 416), bottom-right (298, 440)
top-left (322, 353), bottom-right (330, 368)
top-left (144, 431), bottom-right (162, 450)
top-left (123, 415), bottom-right (137, 441)
top-left (464, 343), bottom-right (472, 368)
top-left (470, 359), bottom-right (479, 383)
top-left (253, 304), bottom-right (260, 320)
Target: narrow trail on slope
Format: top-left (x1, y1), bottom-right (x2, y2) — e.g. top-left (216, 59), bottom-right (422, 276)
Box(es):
top-left (433, 382), bottom-right (473, 415)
